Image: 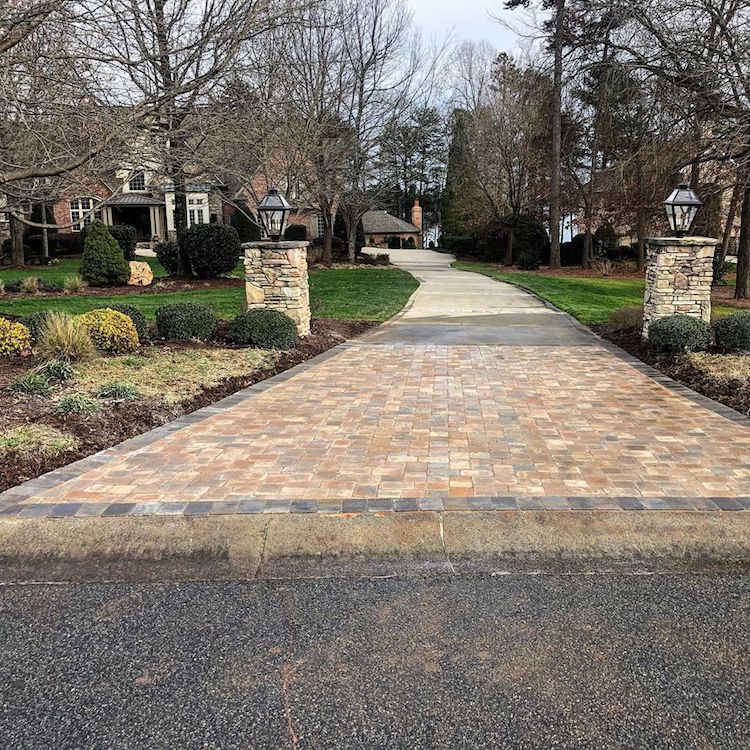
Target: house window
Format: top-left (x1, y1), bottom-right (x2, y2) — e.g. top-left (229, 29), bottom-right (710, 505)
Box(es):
top-left (129, 170), bottom-right (146, 192)
top-left (316, 214), bottom-right (326, 238)
top-left (187, 194), bottom-right (207, 227)
top-left (69, 197), bottom-right (102, 231)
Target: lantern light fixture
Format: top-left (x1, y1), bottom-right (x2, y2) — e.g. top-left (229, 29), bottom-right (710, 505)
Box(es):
top-left (664, 182), bottom-right (702, 237)
top-left (256, 187), bottom-right (292, 241)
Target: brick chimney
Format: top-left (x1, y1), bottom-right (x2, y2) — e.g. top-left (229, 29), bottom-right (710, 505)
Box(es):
top-left (411, 199), bottom-right (423, 248)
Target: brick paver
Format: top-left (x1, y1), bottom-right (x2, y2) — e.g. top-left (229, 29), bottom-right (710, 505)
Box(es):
top-left (3, 249), bottom-right (750, 510)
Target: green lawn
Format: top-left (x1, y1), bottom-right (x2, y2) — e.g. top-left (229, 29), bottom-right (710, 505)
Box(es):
top-left (0, 267), bottom-right (418, 323)
top-left (453, 261), bottom-right (735, 324)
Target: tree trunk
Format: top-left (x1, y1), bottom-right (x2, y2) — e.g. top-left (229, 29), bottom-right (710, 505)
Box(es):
top-left (9, 212), bottom-right (24, 267)
top-left (347, 222), bottom-right (357, 264)
top-left (583, 229), bottom-right (593, 269)
top-left (504, 224), bottom-right (514, 266)
top-left (735, 184), bottom-right (750, 299)
top-left (715, 174), bottom-right (742, 284)
top-left (322, 220), bottom-right (333, 265)
top-left (636, 208), bottom-right (646, 272)
top-left (548, 0), bottom-right (565, 269)
top-left (173, 169), bottom-right (190, 276)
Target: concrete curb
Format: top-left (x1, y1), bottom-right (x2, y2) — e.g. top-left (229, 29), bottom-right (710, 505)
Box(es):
top-left (3, 510), bottom-right (750, 582)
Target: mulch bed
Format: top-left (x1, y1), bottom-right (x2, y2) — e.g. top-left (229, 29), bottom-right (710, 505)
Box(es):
top-left (597, 326), bottom-right (750, 417)
top-left (2, 276), bottom-right (243, 298)
top-left (0, 318), bottom-right (376, 492)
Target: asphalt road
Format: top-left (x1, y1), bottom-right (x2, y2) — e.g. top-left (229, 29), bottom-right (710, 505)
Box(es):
top-left (1, 573), bottom-right (749, 749)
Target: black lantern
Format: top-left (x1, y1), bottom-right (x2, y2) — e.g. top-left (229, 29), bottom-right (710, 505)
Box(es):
top-left (664, 182), bottom-right (702, 237)
top-left (256, 187), bottom-right (292, 241)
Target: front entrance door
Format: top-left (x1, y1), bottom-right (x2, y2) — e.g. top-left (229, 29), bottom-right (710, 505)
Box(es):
top-left (113, 207), bottom-right (152, 241)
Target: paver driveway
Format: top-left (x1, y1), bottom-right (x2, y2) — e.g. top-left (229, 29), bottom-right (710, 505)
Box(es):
top-left (5, 249), bottom-right (750, 509)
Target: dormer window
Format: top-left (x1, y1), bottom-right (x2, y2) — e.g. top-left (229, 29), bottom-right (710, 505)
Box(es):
top-left (129, 170), bottom-right (146, 192)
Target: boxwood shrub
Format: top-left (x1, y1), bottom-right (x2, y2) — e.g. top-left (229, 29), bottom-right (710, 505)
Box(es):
top-left (97, 303), bottom-right (149, 341)
top-left (713, 311), bottom-right (750, 351)
top-left (648, 314), bottom-right (711, 353)
top-left (179, 223), bottom-right (241, 278)
top-left (108, 224), bottom-right (138, 261)
top-left (155, 302), bottom-right (218, 340)
top-left (155, 240), bottom-right (180, 275)
top-left (227, 309), bottom-right (299, 349)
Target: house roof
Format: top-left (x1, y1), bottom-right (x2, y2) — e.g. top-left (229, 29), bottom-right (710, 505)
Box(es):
top-left (362, 210), bottom-right (420, 235)
top-left (105, 193), bottom-right (165, 206)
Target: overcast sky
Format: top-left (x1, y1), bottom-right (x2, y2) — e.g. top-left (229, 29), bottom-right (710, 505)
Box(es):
top-left (410, 0), bottom-right (519, 51)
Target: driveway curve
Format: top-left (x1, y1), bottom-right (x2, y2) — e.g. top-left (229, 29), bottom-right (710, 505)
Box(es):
top-left (3, 248), bottom-right (750, 511)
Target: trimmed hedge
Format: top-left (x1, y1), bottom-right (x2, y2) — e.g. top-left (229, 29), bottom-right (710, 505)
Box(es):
top-left (80, 308), bottom-right (140, 353)
top-left (284, 224), bottom-right (307, 241)
top-left (442, 235), bottom-right (477, 256)
top-left (155, 302), bottom-right (218, 340)
top-left (154, 240), bottom-right (179, 275)
top-left (96, 303), bottom-right (149, 341)
top-left (713, 311), bottom-right (750, 351)
top-left (648, 314), bottom-right (711, 353)
top-left (179, 223), bottom-right (241, 278)
top-left (109, 224), bottom-right (138, 261)
top-left (516, 250), bottom-right (540, 270)
top-left (79, 220), bottom-right (130, 286)
top-left (226, 309), bottom-right (299, 350)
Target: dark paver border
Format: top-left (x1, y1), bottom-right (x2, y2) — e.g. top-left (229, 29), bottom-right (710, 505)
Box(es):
top-left (1, 495), bottom-right (750, 519)
top-left (0, 495), bottom-right (750, 519)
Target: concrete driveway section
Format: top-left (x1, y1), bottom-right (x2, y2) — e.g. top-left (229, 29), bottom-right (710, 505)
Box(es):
top-left (3, 248), bottom-right (750, 510)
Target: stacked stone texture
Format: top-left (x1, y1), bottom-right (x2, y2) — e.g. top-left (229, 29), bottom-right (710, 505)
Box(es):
top-left (642, 237), bottom-right (718, 338)
top-left (243, 241), bottom-right (311, 336)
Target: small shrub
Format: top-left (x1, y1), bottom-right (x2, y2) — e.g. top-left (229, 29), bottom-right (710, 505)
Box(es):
top-left (63, 273), bottom-right (88, 294)
top-left (0, 424), bottom-right (76, 458)
top-left (94, 381), bottom-right (140, 400)
top-left (8, 372), bottom-right (51, 396)
top-left (96, 303), bottom-right (149, 341)
top-left (79, 220), bottom-right (130, 286)
top-left (154, 240), bottom-right (179, 275)
top-left (79, 308), bottom-right (139, 353)
top-left (226, 309), bottom-right (299, 349)
top-left (374, 253), bottom-right (390, 266)
top-left (606, 306), bottom-right (643, 333)
top-left (19, 276), bottom-right (40, 294)
top-left (37, 311), bottom-right (96, 362)
top-left (592, 257), bottom-right (613, 276)
top-left (39, 359), bottom-right (75, 382)
top-left (0, 317), bottom-right (32, 356)
top-left (53, 393), bottom-right (101, 417)
top-left (4, 280), bottom-right (22, 293)
top-left (108, 224), bottom-right (138, 261)
top-left (22, 310), bottom-right (53, 343)
top-left (516, 250), bottom-right (540, 271)
top-left (648, 314), bottom-right (711, 353)
top-left (180, 223), bottom-right (242, 278)
top-left (155, 302), bottom-right (218, 340)
top-left (713, 311), bottom-right (750, 351)
top-left (39, 280), bottom-right (62, 293)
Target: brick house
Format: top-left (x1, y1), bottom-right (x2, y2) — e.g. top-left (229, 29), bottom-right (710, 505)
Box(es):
top-left (362, 200), bottom-right (423, 249)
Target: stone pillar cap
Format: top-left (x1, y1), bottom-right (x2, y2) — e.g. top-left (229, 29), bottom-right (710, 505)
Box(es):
top-left (646, 236), bottom-right (719, 246)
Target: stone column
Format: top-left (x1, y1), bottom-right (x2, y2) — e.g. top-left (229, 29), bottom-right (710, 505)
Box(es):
top-left (642, 236), bottom-right (719, 338)
top-left (243, 241), bottom-right (311, 336)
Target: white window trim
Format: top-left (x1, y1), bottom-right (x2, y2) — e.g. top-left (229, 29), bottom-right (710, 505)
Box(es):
top-left (69, 196), bottom-right (102, 231)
